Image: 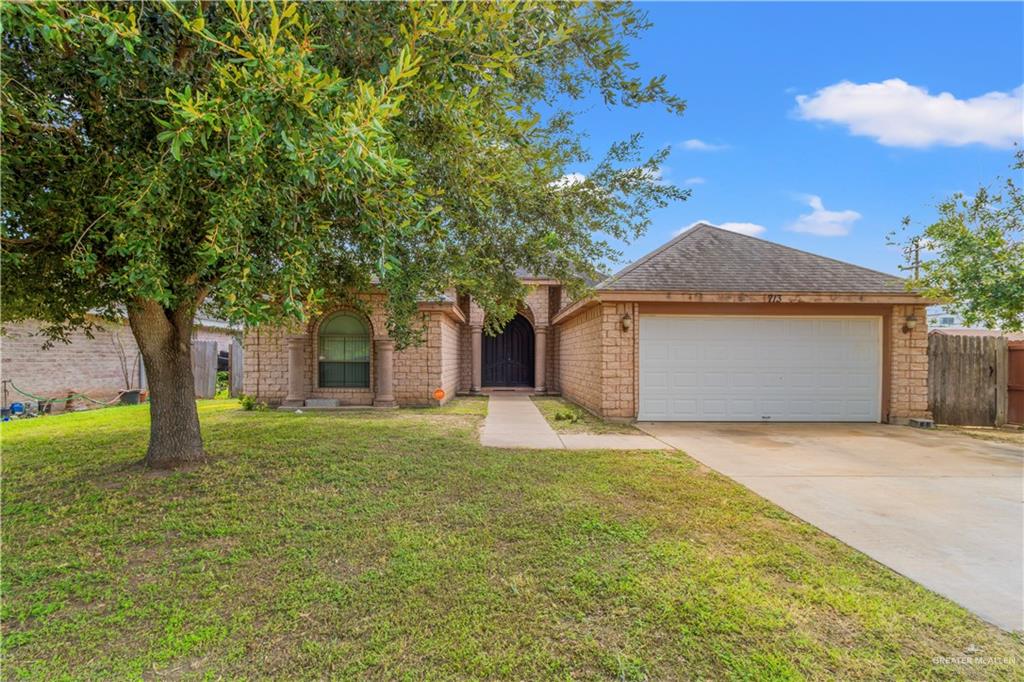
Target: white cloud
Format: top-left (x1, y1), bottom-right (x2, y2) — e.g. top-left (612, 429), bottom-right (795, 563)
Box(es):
top-left (717, 221), bottom-right (766, 236)
top-left (786, 195), bottom-right (861, 237)
top-left (679, 138), bottom-right (729, 152)
top-left (683, 176), bottom-right (705, 185)
top-left (674, 220), bottom-right (766, 237)
top-left (550, 172), bottom-right (586, 189)
top-left (795, 79), bottom-right (1023, 149)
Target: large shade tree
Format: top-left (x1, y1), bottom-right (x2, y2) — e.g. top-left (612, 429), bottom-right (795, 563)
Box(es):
top-left (1, 1), bottom-right (687, 468)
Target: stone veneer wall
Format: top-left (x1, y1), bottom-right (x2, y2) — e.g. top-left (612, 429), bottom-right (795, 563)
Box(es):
top-left (889, 303), bottom-right (930, 421)
top-left (555, 304), bottom-right (603, 414)
top-left (242, 293), bottom-right (455, 406)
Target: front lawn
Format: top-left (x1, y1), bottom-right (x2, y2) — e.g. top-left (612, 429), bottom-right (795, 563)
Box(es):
top-left (3, 401), bottom-right (1020, 680)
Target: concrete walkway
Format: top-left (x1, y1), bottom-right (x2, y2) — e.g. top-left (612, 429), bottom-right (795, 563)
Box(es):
top-left (479, 394), bottom-right (563, 449)
top-left (480, 395), bottom-right (671, 450)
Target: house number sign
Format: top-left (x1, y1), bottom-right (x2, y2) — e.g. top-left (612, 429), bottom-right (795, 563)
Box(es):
top-left (765, 295), bottom-right (783, 303)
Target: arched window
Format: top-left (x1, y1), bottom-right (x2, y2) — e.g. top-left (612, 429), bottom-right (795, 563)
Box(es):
top-left (318, 313), bottom-right (370, 388)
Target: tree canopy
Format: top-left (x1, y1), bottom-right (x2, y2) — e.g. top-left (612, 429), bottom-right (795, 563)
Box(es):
top-left (2, 0), bottom-right (687, 343)
top-left (893, 150), bottom-right (1024, 331)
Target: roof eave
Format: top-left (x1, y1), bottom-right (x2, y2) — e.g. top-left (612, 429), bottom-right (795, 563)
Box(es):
top-left (417, 300), bottom-right (467, 324)
top-left (552, 289), bottom-right (936, 325)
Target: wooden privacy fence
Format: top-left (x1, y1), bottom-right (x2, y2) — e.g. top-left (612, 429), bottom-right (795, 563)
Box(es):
top-left (1010, 341), bottom-right (1024, 425)
top-left (229, 339), bottom-right (244, 397)
top-left (191, 341), bottom-right (219, 399)
top-left (138, 338), bottom-right (243, 399)
top-left (928, 333), bottom-right (1009, 426)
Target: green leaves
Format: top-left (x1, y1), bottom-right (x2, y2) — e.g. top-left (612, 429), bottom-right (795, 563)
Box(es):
top-left (2, 1), bottom-right (686, 349)
top-left (896, 151), bottom-right (1024, 331)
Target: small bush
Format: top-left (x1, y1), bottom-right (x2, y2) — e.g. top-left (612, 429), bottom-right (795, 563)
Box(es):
top-left (239, 394), bottom-right (268, 412)
top-left (553, 408), bottom-right (581, 423)
top-left (215, 370), bottom-right (230, 399)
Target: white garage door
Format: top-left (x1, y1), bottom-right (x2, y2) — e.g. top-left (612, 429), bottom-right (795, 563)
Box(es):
top-left (638, 316), bottom-right (881, 422)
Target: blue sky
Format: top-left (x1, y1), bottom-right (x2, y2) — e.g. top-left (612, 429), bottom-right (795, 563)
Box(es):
top-left (565, 2), bottom-right (1023, 275)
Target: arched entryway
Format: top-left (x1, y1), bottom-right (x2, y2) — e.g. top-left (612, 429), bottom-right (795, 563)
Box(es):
top-left (482, 314), bottom-right (535, 387)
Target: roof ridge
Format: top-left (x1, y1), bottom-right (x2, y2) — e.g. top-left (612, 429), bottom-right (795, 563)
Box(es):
top-left (699, 224), bottom-right (905, 283)
top-left (597, 222), bottom-right (713, 289)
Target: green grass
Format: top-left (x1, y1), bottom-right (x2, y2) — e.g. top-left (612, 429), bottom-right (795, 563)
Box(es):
top-left (936, 424), bottom-right (1024, 447)
top-left (407, 395), bottom-right (489, 416)
top-left (3, 401), bottom-right (1021, 680)
top-left (531, 396), bottom-right (640, 434)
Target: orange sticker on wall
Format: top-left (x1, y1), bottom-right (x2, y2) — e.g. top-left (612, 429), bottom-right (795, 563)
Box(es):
top-left (433, 388), bottom-right (446, 401)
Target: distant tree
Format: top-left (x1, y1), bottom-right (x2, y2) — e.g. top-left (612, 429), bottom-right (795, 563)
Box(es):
top-left (893, 150), bottom-right (1023, 331)
top-left (1, 1), bottom-right (687, 467)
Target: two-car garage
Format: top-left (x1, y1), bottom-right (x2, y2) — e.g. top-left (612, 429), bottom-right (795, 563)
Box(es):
top-left (638, 315), bottom-right (882, 422)
top-left (552, 223), bottom-right (931, 425)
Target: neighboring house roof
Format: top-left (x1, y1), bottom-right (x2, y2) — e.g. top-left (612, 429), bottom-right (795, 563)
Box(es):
top-left (194, 315), bottom-right (242, 332)
top-left (597, 223), bottom-right (907, 294)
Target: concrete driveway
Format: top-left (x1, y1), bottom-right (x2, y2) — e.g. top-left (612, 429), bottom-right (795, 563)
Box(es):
top-left (637, 422), bottom-right (1024, 631)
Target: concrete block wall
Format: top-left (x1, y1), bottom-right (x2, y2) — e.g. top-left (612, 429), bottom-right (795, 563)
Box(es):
top-left (1, 319), bottom-right (141, 408)
top-left (889, 303), bottom-right (931, 421)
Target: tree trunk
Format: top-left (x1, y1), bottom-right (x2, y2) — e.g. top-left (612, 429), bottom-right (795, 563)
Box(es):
top-left (127, 298), bottom-right (206, 469)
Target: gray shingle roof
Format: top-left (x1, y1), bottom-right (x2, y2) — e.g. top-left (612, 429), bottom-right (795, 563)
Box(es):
top-left (597, 223), bottom-right (907, 294)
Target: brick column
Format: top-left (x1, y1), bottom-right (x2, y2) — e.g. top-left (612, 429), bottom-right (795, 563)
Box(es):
top-left (534, 325), bottom-right (547, 393)
top-left (283, 334), bottom-right (306, 406)
top-left (373, 337), bottom-right (397, 407)
top-left (471, 325), bottom-right (483, 393)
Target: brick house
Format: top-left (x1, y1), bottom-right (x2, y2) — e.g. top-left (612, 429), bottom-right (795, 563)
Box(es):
top-left (244, 223), bottom-right (932, 423)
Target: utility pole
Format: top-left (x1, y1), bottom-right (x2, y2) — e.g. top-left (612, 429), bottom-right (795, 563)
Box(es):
top-left (897, 236), bottom-right (921, 280)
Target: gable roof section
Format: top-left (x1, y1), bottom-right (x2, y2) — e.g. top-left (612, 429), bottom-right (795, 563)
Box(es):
top-left (598, 223), bottom-right (907, 294)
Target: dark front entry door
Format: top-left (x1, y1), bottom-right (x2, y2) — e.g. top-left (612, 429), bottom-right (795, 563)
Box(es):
top-left (483, 314), bottom-right (535, 387)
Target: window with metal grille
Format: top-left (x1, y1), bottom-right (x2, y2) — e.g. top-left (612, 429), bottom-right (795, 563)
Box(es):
top-left (318, 313), bottom-right (370, 388)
